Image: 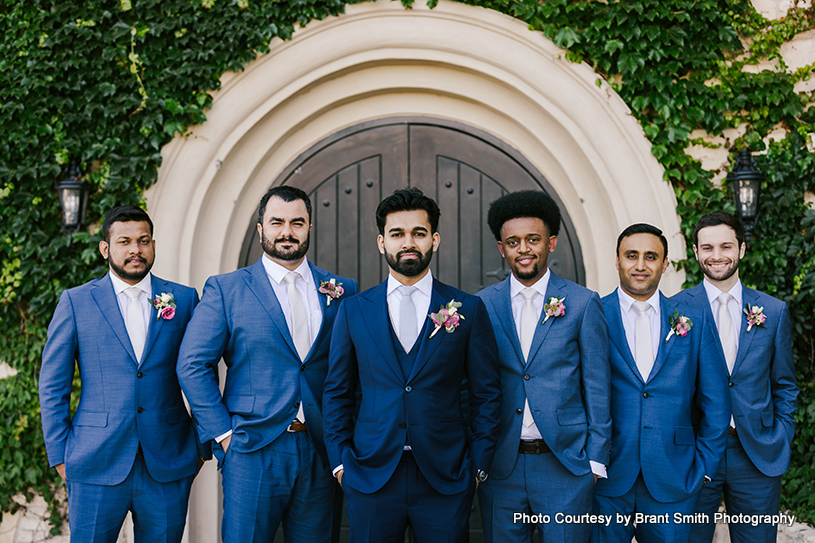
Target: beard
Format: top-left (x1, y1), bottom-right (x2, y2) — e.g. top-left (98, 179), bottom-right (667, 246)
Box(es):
top-left (700, 256), bottom-right (740, 282)
top-left (109, 255), bottom-right (153, 283)
top-left (514, 262), bottom-right (540, 282)
top-left (262, 231), bottom-right (310, 262)
top-left (385, 248), bottom-right (433, 277)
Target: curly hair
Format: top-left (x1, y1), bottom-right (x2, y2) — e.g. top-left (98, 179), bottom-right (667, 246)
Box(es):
top-left (486, 190), bottom-right (561, 241)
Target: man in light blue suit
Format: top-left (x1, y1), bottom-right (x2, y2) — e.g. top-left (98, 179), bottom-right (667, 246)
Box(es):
top-left (592, 223), bottom-right (730, 543)
top-left (673, 211), bottom-right (797, 543)
top-left (39, 205), bottom-right (204, 543)
top-left (475, 190), bottom-right (611, 543)
top-left (176, 186), bottom-right (357, 543)
top-left (323, 188), bottom-right (502, 543)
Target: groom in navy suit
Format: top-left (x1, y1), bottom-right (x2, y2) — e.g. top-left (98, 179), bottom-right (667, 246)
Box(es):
top-left (322, 187), bottom-right (502, 543)
top-left (176, 186), bottom-right (357, 543)
top-left (475, 190), bottom-right (611, 543)
top-left (673, 211), bottom-right (797, 543)
top-left (39, 205), bottom-right (203, 543)
top-left (591, 224), bottom-right (730, 543)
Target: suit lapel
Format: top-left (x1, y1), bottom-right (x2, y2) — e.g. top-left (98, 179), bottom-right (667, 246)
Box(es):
top-left (605, 291), bottom-right (644, 384)
top-left (360, 282), bottom-right (404, 381)
top-left (244, 259), bottom-right (299, 359)
top-left (486, 278), bottom-right (525, 365)
top-left (650, 293), bottom-right (677, 381)
top-left (525, 273), bottom-right (566, 365)
top-left (90, 275), bottom-right (139, 364)
top-left (407, 283), bottom-right (448, 382)
top-left (306, 265), bottom-right (336, 362)
top-left (139, 276), bottom-right (167, 365)
top-left (733, 286), bottom-right (758, 376)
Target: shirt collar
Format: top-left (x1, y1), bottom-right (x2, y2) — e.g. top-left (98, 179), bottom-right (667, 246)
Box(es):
top-left (109, 270), bottom-right (152, 297)
top-left (617, 285), bottom-right (660, 314)
top-left (703, 278), bottom-right (742, 307)
top-left (262, 254), bottom-right (313, 286)
top-left (387, 269), bottom-right (434, 298)
top-left (509, 268), bottom-right (550, 300)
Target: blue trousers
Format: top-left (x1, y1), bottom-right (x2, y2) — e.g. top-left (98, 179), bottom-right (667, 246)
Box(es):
top-left (220, 431), bottom-right (339, 543)
top-left (66, 451), bottom-right (193, 543)
top-left (343, 450), bottom-right (475, 543)
top-left (478, 449), bottom-right (595, 543)
top-left (591, 474), bottom-right (698, 543)
top-left (690, 434), bottom-right (782, 543)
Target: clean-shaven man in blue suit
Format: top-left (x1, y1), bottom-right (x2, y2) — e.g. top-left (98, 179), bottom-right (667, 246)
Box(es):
top-left (323, 188), bottom-right (502, 543)
top-left (673, 211), bottom-right (797, 543)
top-left (176, 186), bottom-right (357, 543)
top-left (39, 205), bottom-right (203, 543)
top-left (475, 190), bottom-right (611, 543)
top-left (592, 223), bottom-right (730, 543)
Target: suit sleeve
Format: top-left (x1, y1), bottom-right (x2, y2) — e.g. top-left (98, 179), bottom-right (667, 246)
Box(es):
top-left (580, 292), bottom-right (612, 467)
top-left (176, 276), bottom-right (232, 442)
top-left (39, 291), bottom-right (79, 467)
top-left (466, 297), bottom-right (502, 473)
top-left (694, 310), bottom-right (731, 478)
top-left (772, 302), bottom-right (798, 443)
top-left (322, 300), bottom-right (359, 471)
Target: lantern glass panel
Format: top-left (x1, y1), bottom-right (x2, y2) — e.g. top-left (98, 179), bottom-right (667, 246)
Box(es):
top-left (59, 187), bottom-right (82, 228)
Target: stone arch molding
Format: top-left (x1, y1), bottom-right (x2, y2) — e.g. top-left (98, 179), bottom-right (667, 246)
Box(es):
top-left (148, 0), bottom-right (683, 297)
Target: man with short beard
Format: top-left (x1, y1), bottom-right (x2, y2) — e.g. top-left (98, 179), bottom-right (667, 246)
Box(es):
top-left (322, 187), bottom-right (502, 543)
top-left (39, 205), bottom-right (206, 543)
top-left (177, 186), bottom-right (357, 543)
top-left (672, 211), bottom-right (798, 543)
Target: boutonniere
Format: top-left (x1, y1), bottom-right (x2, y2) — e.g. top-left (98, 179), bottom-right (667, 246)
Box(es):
top-left (318, 278), bottom-right (345, 306)
top-left (151, 292), bottom-right (176, 320)
top-left (665, 310), bottom-right (692, 342)
top-left (542, 295), bottom-right (566, 325)
top-left (429, 299), bottom-right (464, 338)
top-left (744, 304), bottom-right (766, 332)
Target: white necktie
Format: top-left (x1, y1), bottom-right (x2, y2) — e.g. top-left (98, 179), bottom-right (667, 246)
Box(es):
top-left (633, 301), bottom-right (653, 381)
top-left (520, 288), bottom-right (538, 429)
top-left (398, 285), bottom-right (418, 352)
top-left (284, 272), bottom-right (311, 361)
top-left (718, 292), bottom-right (737, 375)
top-left (124, 287), bottom-right (146, 362)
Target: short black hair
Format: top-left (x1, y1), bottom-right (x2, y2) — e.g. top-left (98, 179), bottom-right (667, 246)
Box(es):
top-left (693, 211), bottom-right (745, 247)
top-left (257, 185), bottom-right (312, 225)
top-left (375, 188), bottom-right (441, 235)
top-left (102, 206), bottom-right (153, 243)
top-left (487, 190), bottom-right (561, 241)
top-left (616, 223), bottom-right (668, 259)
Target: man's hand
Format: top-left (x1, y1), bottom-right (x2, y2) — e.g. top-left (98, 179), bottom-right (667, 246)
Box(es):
top-left (594, 474), bottom-right (598, 484)
top-left (222, 434), bottom-right (231, 453)
top-left (337, 469), bottom-right (344, 487)
top-left (55, 463), bottom-right (66, 481)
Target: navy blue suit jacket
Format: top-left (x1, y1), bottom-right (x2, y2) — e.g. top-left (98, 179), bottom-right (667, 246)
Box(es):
top-left (39, 274), bottom-right (201, 485)
top-left (322, 278), bottom-right (502, 495)
top-left (595, 290), bottom-right (730, 503)
top-left (176, 258), bottom-right (357, 467)
top-left (672, 283), bottom-right (797, 477)
top-left (476, 272), bottom-right (611, 479)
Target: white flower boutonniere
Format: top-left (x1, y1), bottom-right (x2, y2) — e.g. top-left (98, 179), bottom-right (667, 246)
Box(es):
top-left (664, 310), bottom-right (692, 342)
top-left (744, 304), bottom-right (766, 332)
top-left (542, 296), bottom-right (566, 325)
top-left (151, 292), bottom-right (176, 320)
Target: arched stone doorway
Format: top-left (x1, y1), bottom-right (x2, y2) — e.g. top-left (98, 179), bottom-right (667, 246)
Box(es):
top-left (240, 118), bottom-right (585, 292)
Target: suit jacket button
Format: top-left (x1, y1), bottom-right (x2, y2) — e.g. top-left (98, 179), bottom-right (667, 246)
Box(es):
top-left (294, 402), bottom-right (300, 408)
top-left (516, 408), bottom-right (523, 415)
top-left (729, 382), bottom-right (734, 387)
top-left (137, 372), bottom-right (143, 378)
top-left (137, 407), bottom-right (144, 413)
top-left (642, 392), bottom-right (649, 398)
top-left (405, 386), bottom-right (412, 392)
top-left (524, 374), bottom-right (530, 380)
top-left (399, 423), bottom-right (407, 429)
top-left (300, 365), bottom-right (306, 371)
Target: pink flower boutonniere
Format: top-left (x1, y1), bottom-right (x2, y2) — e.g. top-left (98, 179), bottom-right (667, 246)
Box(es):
top-left (151, 292), bottom-right (176, 320)
top-left (744, 304), bottom-right (766, 332)
top-left (318, 278), bottom-right (345, 306)
top-left (542, 295), bottom-right (566, 325)
top-left (665, 310), bottom-right (692, 342)
top-left (429, 299), bottom-right (464, 338)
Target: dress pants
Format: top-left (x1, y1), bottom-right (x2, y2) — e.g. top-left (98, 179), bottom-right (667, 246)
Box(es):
top-left (220, 430), bottom-right (338, 543)
top-left (691, 433), bottom-right (782, 543)
top-left (343, 450), bottom-right (475, 543)
top-left (66, 450), bottom-right (193, 543)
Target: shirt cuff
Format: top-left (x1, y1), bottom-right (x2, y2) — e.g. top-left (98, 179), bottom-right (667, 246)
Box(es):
top-left (215, 429), bottom-right (233, 443)
top-left (332, 464), bottom-right (344, 478)
top-left (590, 460), bottom-right (607, 479)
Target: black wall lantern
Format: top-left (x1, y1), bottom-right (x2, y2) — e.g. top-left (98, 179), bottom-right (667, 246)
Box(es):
top-left (56, 161), bottom-right (91, 234)
top-left (726, 150), bottom-right (764, 246)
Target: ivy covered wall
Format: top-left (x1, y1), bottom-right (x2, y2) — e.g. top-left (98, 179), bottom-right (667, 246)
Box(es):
top-left (1, 0), bottom-right (813, 530)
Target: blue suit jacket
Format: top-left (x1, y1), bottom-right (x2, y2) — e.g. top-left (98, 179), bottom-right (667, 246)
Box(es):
top-left (594, 290), bottom-right (730, 503)
top-left (39, 274), bottom-right (201, 485)
top-left (322, 278), bottom-right (502, 495)
top-left (476, 272), bottom-right (611, 480)
top-left (176, 259), bottom-right (357, 467)
top-left (672, 283), bottom-right (797, 477)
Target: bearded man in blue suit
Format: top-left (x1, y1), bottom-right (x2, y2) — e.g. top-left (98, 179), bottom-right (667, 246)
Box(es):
top-left (475, 190), bottom-right (611, 543)
top-left (322, 188), bottom-right (502, 543)
top-left (673, 211), bottom-right (797, 543)
top-left (176, 186), bottom-right (357, 543)
top-left (39, 205), bottom-right (204, 543)
top-left (591, 223), bottom-right (730, 543)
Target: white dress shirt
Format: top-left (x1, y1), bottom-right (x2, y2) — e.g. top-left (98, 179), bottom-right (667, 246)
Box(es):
top-left (618, 286), bottom-right (661, 366)
top-left (386, 270), bottom-right (433, 343)
top-left (703, 278), bottom-right (742, 350)
top-left (110, 271), bottom-right (152, 336)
